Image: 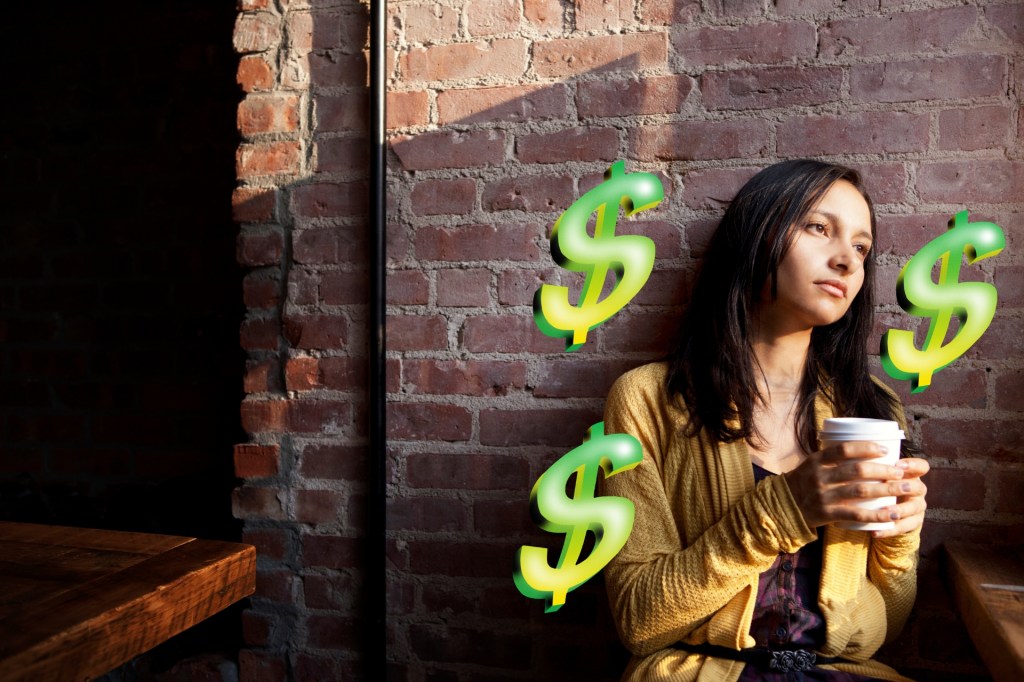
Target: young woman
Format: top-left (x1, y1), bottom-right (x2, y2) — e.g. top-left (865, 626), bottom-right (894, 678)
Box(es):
top-left (601, 160), bottom-right (928, 681)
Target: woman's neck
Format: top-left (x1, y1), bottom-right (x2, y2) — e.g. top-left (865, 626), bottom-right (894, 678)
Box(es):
top-left (751, 328), bottom-right (811, 394)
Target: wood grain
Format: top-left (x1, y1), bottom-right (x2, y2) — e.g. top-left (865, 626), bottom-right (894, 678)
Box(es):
top-left (0, 522), bottom-right (255, 682)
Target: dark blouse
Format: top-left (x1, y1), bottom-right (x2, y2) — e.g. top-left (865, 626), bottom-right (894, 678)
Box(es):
top-left (736, 464), bottom-right (881, 682)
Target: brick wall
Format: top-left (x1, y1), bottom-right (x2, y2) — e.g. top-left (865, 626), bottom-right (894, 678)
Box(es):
top-left (233, 1), bottom-right (1023, 680)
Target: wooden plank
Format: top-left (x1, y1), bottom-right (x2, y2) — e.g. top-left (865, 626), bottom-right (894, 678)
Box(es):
top-left (0, 537), bottom-right (255, 682)
top-left (0, 521), bottom-right (191, 555)
top-left (946, 541), bottom-right (1024, 682)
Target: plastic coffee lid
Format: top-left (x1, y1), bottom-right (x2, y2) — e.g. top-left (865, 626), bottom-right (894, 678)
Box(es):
top-left (820, 418), bottom-right (904, 439)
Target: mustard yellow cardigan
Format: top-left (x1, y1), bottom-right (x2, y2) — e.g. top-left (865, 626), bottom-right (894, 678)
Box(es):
top-left (601, 362), bottom-right (920, 682)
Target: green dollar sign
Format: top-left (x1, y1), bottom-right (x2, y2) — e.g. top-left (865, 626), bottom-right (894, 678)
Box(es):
top-left (513, 421), bottom-right (642, 613)
top-left (881, 210), bottom-right (1005, 393)
top-left (533, 160), bottom-right (662, 351)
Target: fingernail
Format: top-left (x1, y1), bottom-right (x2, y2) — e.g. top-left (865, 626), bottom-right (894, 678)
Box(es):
top-left (889, 511), bottom-right (900, 521)
top-left (901, 482), bottom-right (911, 493)
top-left (878, 446), bottom-right (889, 454)
top-left (897, 461), bottom-right (910, 469)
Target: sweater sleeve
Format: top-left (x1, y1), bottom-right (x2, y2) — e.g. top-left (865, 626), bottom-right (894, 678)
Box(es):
top-left (600, 367), bottom-right (819, 656)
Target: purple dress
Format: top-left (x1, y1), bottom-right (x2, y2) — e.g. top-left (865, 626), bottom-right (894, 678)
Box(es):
top-left (735, 464), bottom-right (883, 681)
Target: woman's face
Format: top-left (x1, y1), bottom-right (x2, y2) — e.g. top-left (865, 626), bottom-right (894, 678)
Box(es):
top-left (759, 179), bottom-right (873, 334)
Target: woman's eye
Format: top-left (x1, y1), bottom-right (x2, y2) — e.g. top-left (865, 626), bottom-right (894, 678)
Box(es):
top-left (854, 243), bottom-right (871, 256)
top-left (807, 222), bottom-right (827, 234)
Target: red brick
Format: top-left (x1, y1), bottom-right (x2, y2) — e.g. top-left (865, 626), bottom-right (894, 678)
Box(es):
top-left (533, 359), bottom-right (637, 398)
top-left (994, 265), bottom-right (1024, 306)
top-left (498, 268), bottom-right (559, 305)
top-left (467, 0), bottom-right (522, 35)
top-left (392, 129), bottom-right (506, 171)
top-left (244, 360), bottom-right (278, 394)
top-left (924, 467), bottom-right (986, 512)
top-left (480, 174), bottom-right (574, 212)
top-left (774, 0), bottom-right (876, 15)
top-left (639, 0), bottom-right (700, 24)
top-left (309, 52), bottom-right (366, 88)
top-left (406, 453), bottom-right (529, 490)
top-left (408, 541), bottom-right (508, 576)
top-left (287, 268), bottom-right (318, 306)
top-left (602, 311), bottom-right (678, 353)
top-left (233, 187), bottom-right (277, 223)
top-left (294, 489), bottom-right (345, 524)
top-left (240, 316), bottom-right (280, 351)
top-left (401, 39), bottom-right (529, 81)
top-left (233, 12), bottom-right (282, 54)
top-left (462, 315), bottom-right (565, 353)
top-left (306, 615), bottom-right (359, 650)
top-left (479, 408), bottom-right (600, 446)
top-left (314, 135), bottom-right (368, 173)
top-left (873, 213), bottom-right (950, 256)
top-left (388, 314), bottom-right (448, 351)
top-left (410, 178), bottom-right (476, 216)
top-left (389, 496), bottom-right (466, 531)
top-left (996, 470), bottom-right (1024, 514)
top-left (318, 271), bottom-right (367, 305)
top-left (300, 444), bottom-right (367, 480)
top-left (387, 269), bottom-right (430, 305)
top-left (916, 160), bottom-right (1024, 205)
top-left (236, 141), bottom-right (301, 178)
top-left (576, 0), bottom-right (632, 31)
top-left (473, 499), bottom-right (533, 537)
top-left (515, 127), bottom-right (619, 164)
top-left (239, 650), bottom-right (288, 681)
top-left (303, 534), bottom-right (360, 569)
top-left (242, 527), bottom-right (292, 561)
top-left (708, 0), bottom-right (763, 17)
top-left (293, 225), bottom-right (367, 264)
top-left (988, 3), bottom-right (1024, 44)
top-left (846, 162), bottom-right (907, 206)
top-left (403, 3), bottom-right (460, 44)
top-left (634, 268), bottom-right (690, 305)
top-left (995, 370), bottom-right (1024, 412)
top-left (779, 111), bottom-right (929, 156)
top-left (386, 90), bottom-right (430, 129)
top-left (242, 611), bottom-right (272, 647)
top-left (291, 181), bottom-right (368, 218)
top-left (674, 21), bottom-right (817, 67)
top-left (534, 32), bottom-right (667, 78)
top-left (316, 93), bottom-right (368, 132)
top-left (920, 418), bottom-right (1023, 463)
top-left (820, 7), bottom-right (977, 58)
top-left (702, 66), bottom-right (842, 110)
top-left (234, 443), bottom-right (281, 478)
top-left (388, 403), bottom-right (473, 441)
top-left (524, 0), bottom-right (563, 31)
top-left (255, 568), bottom-right (298, 604)
top-left (437, 83), bottom-right (569, 124)
top-left (284, 356), bottom-right (317, 391)
top-left (436, 269), bottom-right (491, 307)
top-left (938, 106), bottom-right (1011, 152)
top-left (50, 448), bottom-right (130, 476)
top-left (285, 11), bottom-right (313, 51)
top-left (889, 368), bottom-right (988, 409)
top-left (233, 485), bottom-right (287, 520)
top-left (304, 572), bottom-right (360, 611)
top-left (236, 230), bottom-right (284, 266)
top-left (287, 399), bottom-right (352, 434)
top-left (629, 119), bottom-right (769, 161)
top-left (411, 625), bottom-right (532, 668)
top-left (851, 55), bottom-right (1006, 104)
top-left (283, 313), bottom-right (347, 349)
top-left (576, 75), bottom-right (694, 118)
top-left (238, 95), bottom-right (300, 135)
top-left (415, 223), bottom-right (541, 261)
top-left (237, 54), bottom-right (275, 92)
top-left (403, 359), bottom-right (526, 396)
top-left (682, 167), bottom-right (759, 210)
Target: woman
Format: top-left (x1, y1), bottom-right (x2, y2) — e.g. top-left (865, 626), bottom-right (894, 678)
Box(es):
top-left (602, 160), bottom-right (928, 681)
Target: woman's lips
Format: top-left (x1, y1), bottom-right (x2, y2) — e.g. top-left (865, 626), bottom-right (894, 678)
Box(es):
top-left (815, 280), bottom-right (847, 298)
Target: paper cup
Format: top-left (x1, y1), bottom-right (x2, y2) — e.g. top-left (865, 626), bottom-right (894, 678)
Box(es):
top-left (819, 418), bottom-right (905, 531)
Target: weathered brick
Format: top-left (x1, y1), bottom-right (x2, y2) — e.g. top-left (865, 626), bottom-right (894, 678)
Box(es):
top-left (467, 0), bottom-right (522, 36)
top-left (234, 443), bottom-right (281, 478)
top-left (288, 400), bottom-right (352, 434)
top-left (401, 39), bottom-right (529, 82)
top-left (995, 369), bottom-right (1024, 412)
top-left (916, 160), bottom-right (1024, 205)
top-left (236, 229), bottom-right (284, 266)
top-left (674, 21), bottom-right (816, 67)
top-left (851, 56), bottom-right (1006, 104)
top-left (234, 12), bottom-right (282, 54)
top-left (462, 314), bottom-right (565, 353)
top-left (303, 534), bottom-right (360, 569)
top-left (388, 314), bottom-right (448, 351)
top-left (292, 181), bottom-right (368, 218)
top-left (938, 106), bottom-right (1011, 152)
top-left (924, 467), bottom-right (987, 512)
top-left (243, 273), bottom-right (279, 309)
top-left (407, 541), bottom-right (509, 577)
top-left (319, 271), bottom-right (367, 305)
top-left (233, 187), bottom-right (277, 223)
top-left (774, 0), bottom-right (876, 15)
top-left (415, 223), bottom-right (541, 261)
top-left (283, 313), bottom-right (348, 349)
top-left (629, 119), bottom-right (769, 161)
top-left (236, 140), bottom-right (302, 178)
top-left (310, 52), bottom-right (366, 88)
top-left (388, 403), bottom-right (473, 441)
top-left (524, 0), bottom-right (563, 32)
top-left (294, 489), bottom-right (346, 524)
top-left (473, 499), bottom-right (533, 537)
top-left (993, 265), bottom-right (1024, 306)
top-left (778, 112), bottom-right (929, 156)
top-left (403, 359), bottom-right (526, 396)
top-left (498, 268), bottom-right (559, 305)
top-left (316, 93), bottom-right (368, 132)
top-left (233, 485), bottom-right (287, 520)
top-left (237, 54), bottom-right (275, 92)
top-left (300, 444), bottom-right (367, 480)
top-left (995, 469), bottom-right (1024, 514)
top-left (242, 527), bottom-right (291, 562)
top-left (315, 135), bottom-right (369, 174)
top-left (576, 0), bottom-right (633, 31)
top-left (682, 167), bottom-right (759, 210)
top-left (601, 311), bottom-right (678, 353)
top-left (702, 66), bottom-right (842, 110)
top-left (481, 174), bottom-right (575, 212)
top-left (389, 496), bottom-right (466, 531)
top-left (634, 268), bottom-right (691, 305)
top-left (244, 360), bottom-right (278, 394)
top-left (577, 75), bottom-right (693, 118)
top-left (987, 3), bottom-right (1024, 45)
top-left (403, 3), bottom-right (460, 44)
top-left (920, 417), bottom-right (1023, 463)
top-left (708, 0), bottom-right (764, 18)
top-left (410, 178), bottom-right (476, 216)
top-left (846, 162), bottom-right (907, 206)
top-left (534, 32), bottom-right (667, 78)
top-left (436, 269), bottom-right (491, 307)
top-left (240, 317), bottom-right (280, 351)
top-left (533, 359), bottom-right (638, 398)
top-left (406, 452), bottom-right (529, 490)
top-left (515, 127), bottom-right (619, 164)
top-left (238, 95), bottom-right (300, 135)
top-left (387, 269), bottom-right (430, 305)
top-left (392, 129), bottom-right (505, 171)
top-left (387, 90), bottom-right (430, 129)
top-left (820, 7), bottom-right (977, 58)
top-left (479, 408), bottom-right (600, 446)
top-left (293, 225), bottom-right (367, 264)
top-left (437, 83), bottom-right (567, 124)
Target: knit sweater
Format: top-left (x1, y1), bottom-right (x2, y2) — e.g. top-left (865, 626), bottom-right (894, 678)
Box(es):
top-left (601, 362), bottom-right (920, 682)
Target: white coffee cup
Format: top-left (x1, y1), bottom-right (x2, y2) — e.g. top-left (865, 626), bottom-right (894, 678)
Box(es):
top-left (819, 418), bottom-right (905, 531)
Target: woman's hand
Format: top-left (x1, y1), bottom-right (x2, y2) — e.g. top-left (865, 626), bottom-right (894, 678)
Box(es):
top-left (784, 441), bottom-right (929, 535)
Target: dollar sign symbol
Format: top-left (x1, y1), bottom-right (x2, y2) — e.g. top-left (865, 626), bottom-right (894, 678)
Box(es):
top-left (513, 421), bottom-right (642, 612)
top-left (533, 160), bottom-right (662, 351)
top-left (881, 211), bottom-right (1005, 393)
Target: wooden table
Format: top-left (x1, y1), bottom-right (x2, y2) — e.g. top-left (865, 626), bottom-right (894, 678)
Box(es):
top-left (0, 521), bottom-right (256, 682)
top-left (946, 541), bottom-right (1024, 682)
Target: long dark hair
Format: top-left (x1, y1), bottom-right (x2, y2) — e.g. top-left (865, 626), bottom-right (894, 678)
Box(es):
top-left (667, 159), bottom-right (902, 453)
